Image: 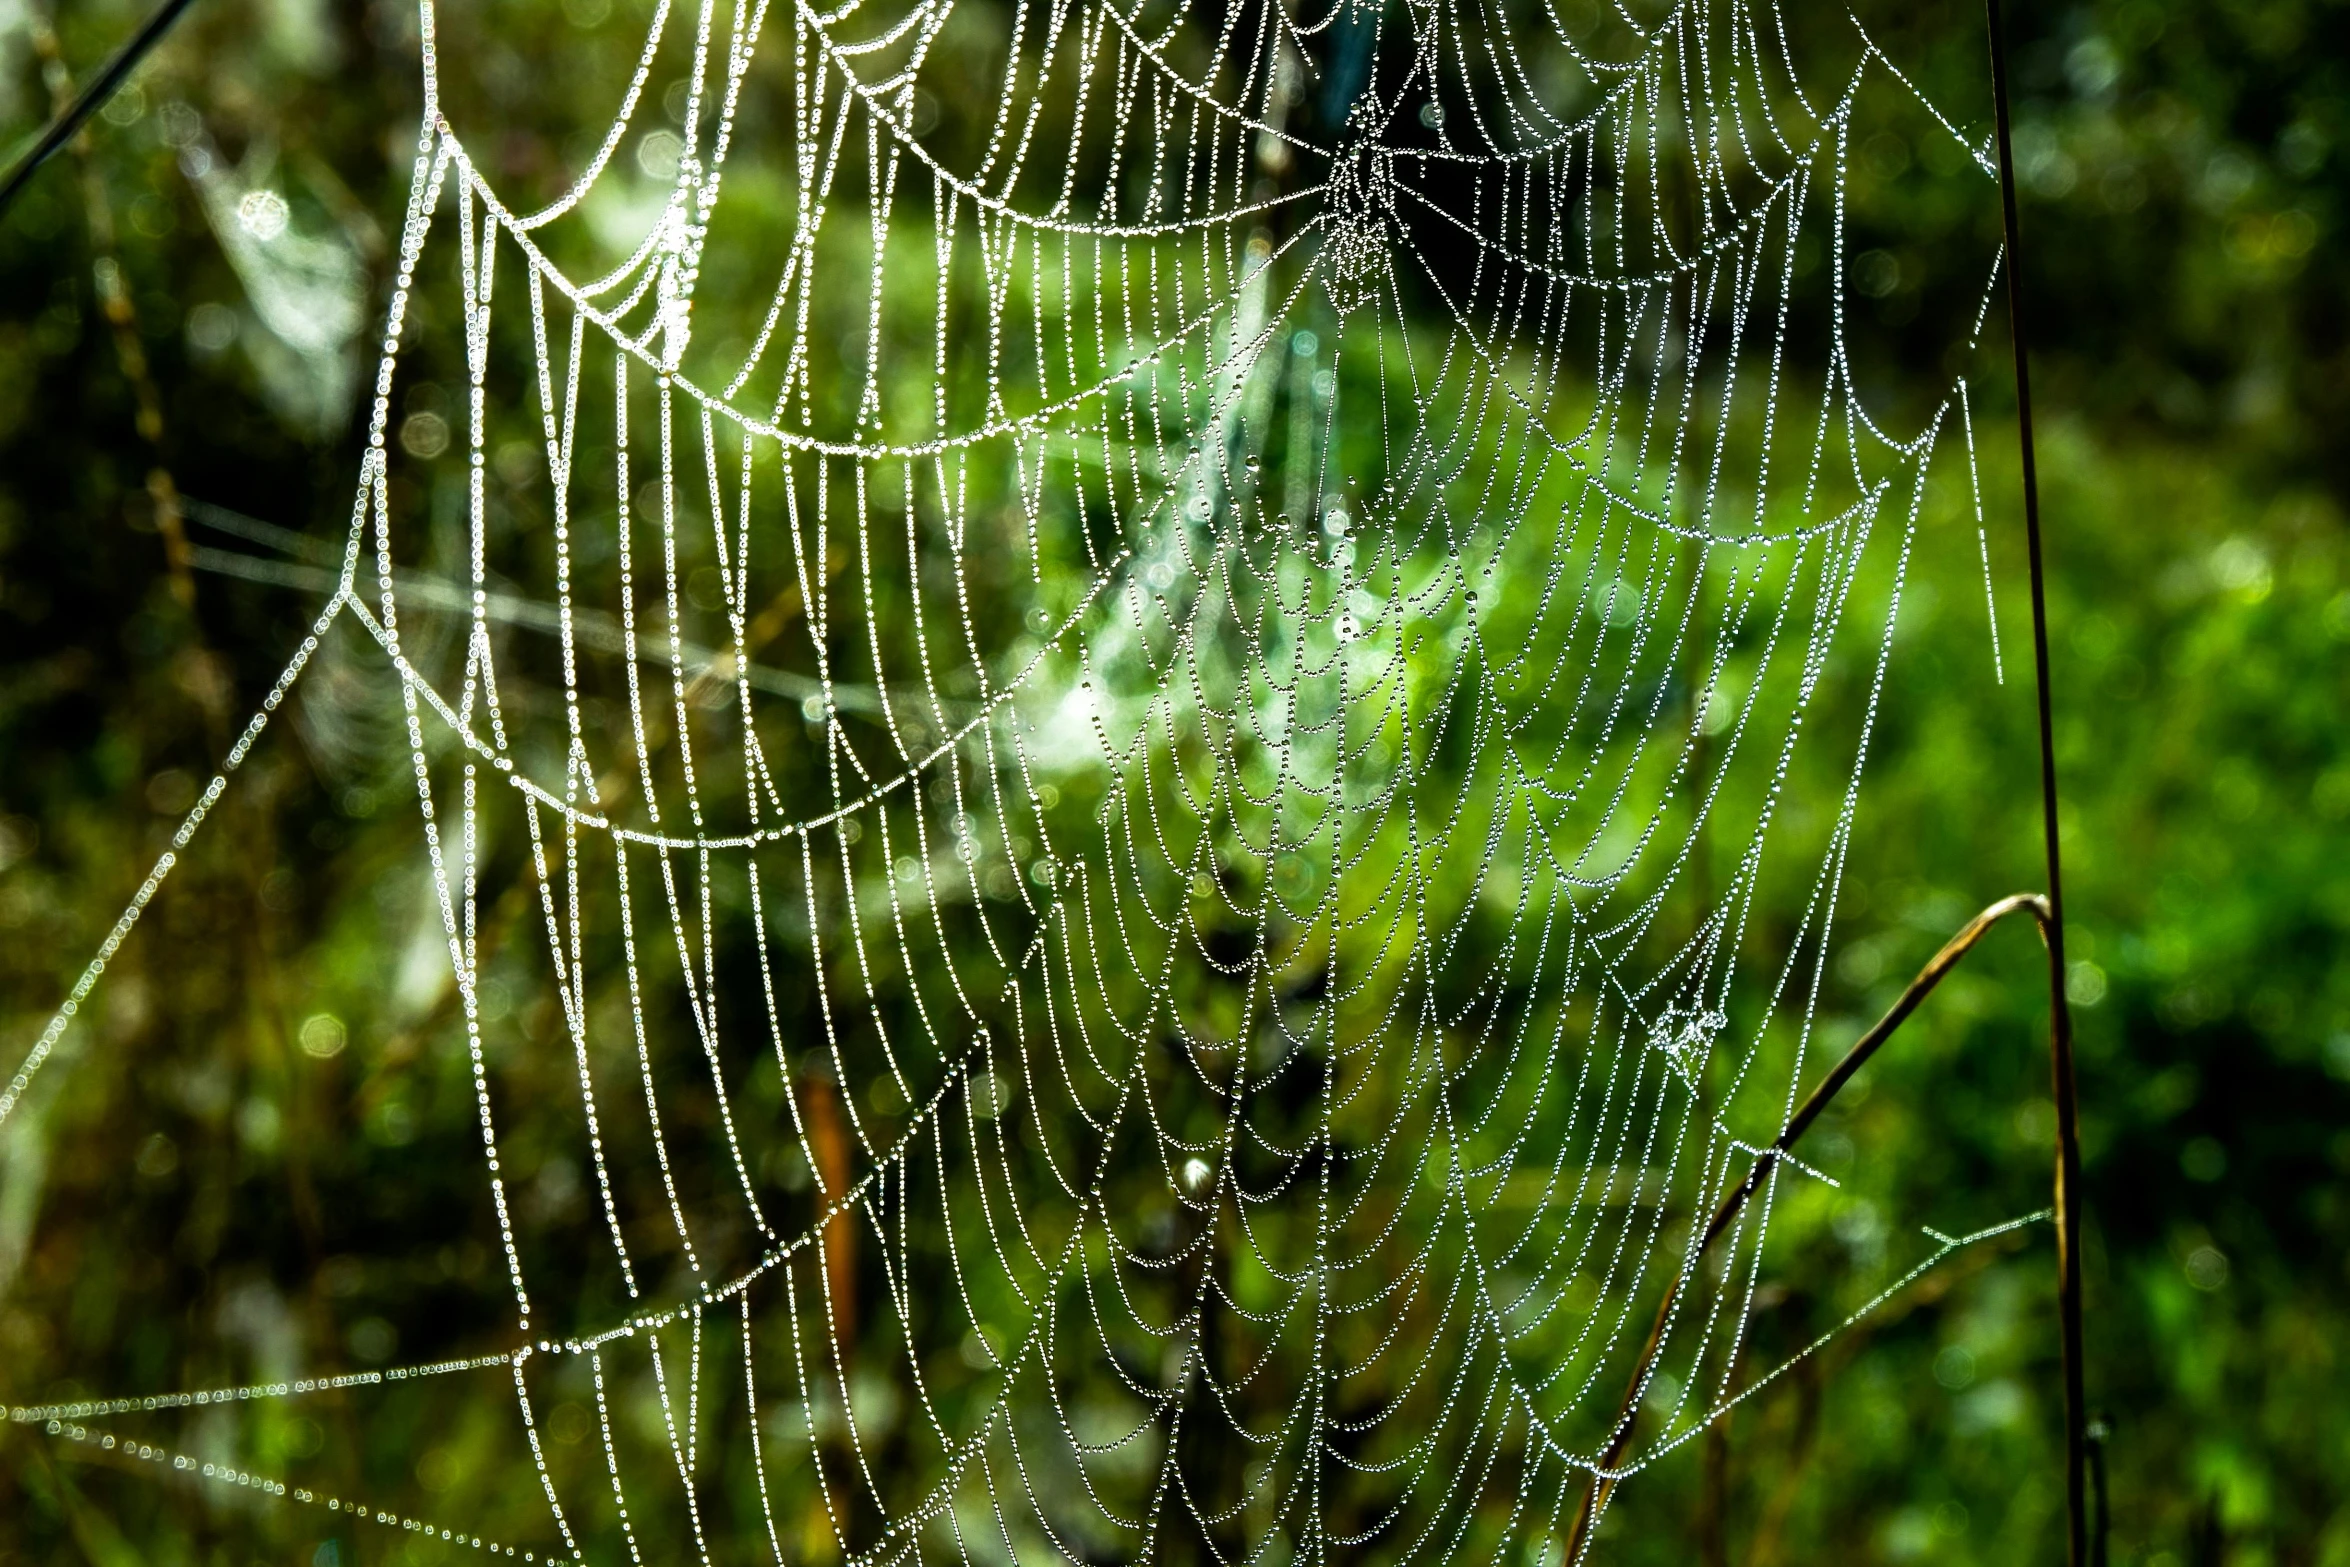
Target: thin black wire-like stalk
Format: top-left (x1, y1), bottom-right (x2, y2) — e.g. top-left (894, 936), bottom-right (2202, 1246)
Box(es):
top-left (0, 0), bottom-right (204, 221)
top-left (1983, 0), bottom-right (2089, 1560)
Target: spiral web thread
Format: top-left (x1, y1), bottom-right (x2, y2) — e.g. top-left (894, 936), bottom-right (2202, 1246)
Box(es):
top-left (3, 0), bottom-right (2037, 1559)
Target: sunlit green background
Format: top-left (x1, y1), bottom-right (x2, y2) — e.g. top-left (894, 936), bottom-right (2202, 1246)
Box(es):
top-left (0, 0), bottom-right (2343, 1562)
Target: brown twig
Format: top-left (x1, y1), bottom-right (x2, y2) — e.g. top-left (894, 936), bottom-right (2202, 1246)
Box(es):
top-left (1740, 1352), bottom-right (1822, 1567)
top-left (1698, 1376), bottom-right (1734, 1567)
top-left (1565, 892), bottom-right (2055, 1559)
top-left (801, 1073), bottom-right (856, 1367)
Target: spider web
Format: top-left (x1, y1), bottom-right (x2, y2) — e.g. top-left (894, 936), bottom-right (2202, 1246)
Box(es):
top-left (4, 0), bottom-right (2037, 1559)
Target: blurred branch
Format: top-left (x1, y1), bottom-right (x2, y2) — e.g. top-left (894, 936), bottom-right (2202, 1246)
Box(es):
top-left (0, 0), bottom-right (204, 220)
top-left (1738, 1237), bottom-right (2023, 1567)
top-left (175, 498), bottom-right (879, 713)
top-left (2087, 1415), bottom-right (2112, 1567)
top-left (16, 0), bottom-right (206, 635)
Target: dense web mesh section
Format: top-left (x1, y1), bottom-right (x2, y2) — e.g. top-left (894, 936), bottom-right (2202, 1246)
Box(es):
top-left (4, 0), bottom-right (2037, 1559)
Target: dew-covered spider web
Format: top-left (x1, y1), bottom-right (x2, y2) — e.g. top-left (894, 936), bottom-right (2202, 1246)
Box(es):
top-left (5, 0), bottom-right (2045, 1558)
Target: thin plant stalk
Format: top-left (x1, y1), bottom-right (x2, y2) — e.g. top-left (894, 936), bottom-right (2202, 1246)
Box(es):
top-left (1984, 0), bottom-right (2090, 1557)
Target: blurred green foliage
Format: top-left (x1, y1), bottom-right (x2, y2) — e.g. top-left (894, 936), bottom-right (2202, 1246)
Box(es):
top-left (0, 0), bottom-right (2344, 1563)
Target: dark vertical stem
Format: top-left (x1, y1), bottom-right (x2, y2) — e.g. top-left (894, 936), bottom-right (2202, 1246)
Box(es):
top-left (1698, 1407), bottom-right (1731, 1567)
top-left (1982, 1), bottom-right (2088, 1562)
